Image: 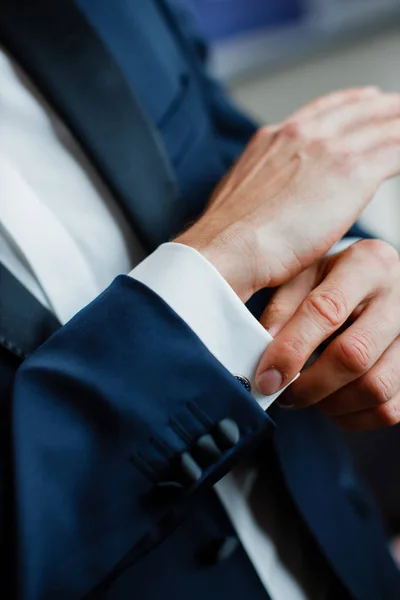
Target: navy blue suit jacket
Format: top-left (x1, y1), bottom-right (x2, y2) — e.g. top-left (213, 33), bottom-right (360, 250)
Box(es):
top-left (0, 1), bottom-right (399, 599)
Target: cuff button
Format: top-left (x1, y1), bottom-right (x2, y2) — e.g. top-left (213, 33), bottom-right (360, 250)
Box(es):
top-left (215, 418), bottom-right (240, 449)
top-left (235, 375), bottom-right (251, 393)
top-left (179, 451), bottom-right (203, 483)
top-left (147, 481), bottom-right (184, 508)
top-left (195, 434), bottom-right (221, 464)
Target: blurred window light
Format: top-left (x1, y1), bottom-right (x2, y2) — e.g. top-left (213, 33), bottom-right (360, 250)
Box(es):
top-left (189, 0), bottom-right (400, 80)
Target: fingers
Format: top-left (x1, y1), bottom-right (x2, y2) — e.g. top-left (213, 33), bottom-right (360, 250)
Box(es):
top-left (341, 118), bottom-right (400, 154)
top-left (349, 126), bottom-right (400, 183)
top-left (284, 287), bottom-right (400, 407)
top-left (255, 239), bottom-right (396, 397)
top-left (290, 87), bottom-right (380, 121)
top-left (309, 94), bottom-right (400, 138)
top-left (319, 335), bottom-right (400, 416)
top-left (369, 144), bottom-right (400, 182)
top-left (332, 397), bottom-right (400, 431)
top-left (260, 266), bottom-right (319, 336)
top-left (278, 90), bottom-right (400, 198)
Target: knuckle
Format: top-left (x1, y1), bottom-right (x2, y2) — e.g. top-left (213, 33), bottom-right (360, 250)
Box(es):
top-left (279, 120), bottom-right (306, 141)
top-left (335, 331), bottom-right (375, 375)
top-left (361, 372), bottom-right (394, 405)
top-left (305, 288), bottom-right (348, 329)
top-left (331, 149), bottom-right (359, 175)
top-left (354, 239), bottom-right (399, 270)
top-left (263, 302), bottom-right (287, 325)
top-left (375, 402), bottom-right (400, 427)
top-left (251, 129), bottom-right (264, 146)
top-left (252, 126), bottom-right (273, 147)
top-left (308, 137), bottom-right (330, 157)
top-left (279, 337), bottom-right (306, 369)
top-left (256, 125), bottom-right (271, 139)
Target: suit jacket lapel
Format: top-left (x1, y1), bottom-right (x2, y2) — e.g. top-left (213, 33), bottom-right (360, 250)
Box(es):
top-left (270, 406), bottom-right (397, 600)
top-left (0, 0), bottom-right (180, 251)
top-left (0, 263), bottom-right (60, 360)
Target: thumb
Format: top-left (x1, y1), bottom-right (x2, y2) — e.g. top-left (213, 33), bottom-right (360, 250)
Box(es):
top-left (256, 267), bottom-right (317, 398)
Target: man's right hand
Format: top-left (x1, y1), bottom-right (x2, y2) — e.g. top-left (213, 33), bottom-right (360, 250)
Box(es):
top-left (176, 88), bottom-right (400, 302)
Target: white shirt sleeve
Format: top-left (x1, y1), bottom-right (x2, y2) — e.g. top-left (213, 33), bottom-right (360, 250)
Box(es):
top-left (130, 242), bottom-right (296, 411)
top-left (326, 237), bottom-right (360, 256)
top-left (130, 238), bottom-right (360, 410)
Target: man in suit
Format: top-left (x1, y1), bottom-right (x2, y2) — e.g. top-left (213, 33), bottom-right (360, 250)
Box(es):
top-left (1, 1), bottom-right (400, 599)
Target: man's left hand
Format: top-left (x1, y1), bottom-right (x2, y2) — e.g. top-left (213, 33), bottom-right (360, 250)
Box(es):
top-left (256, 239), bottom-right (400, 430)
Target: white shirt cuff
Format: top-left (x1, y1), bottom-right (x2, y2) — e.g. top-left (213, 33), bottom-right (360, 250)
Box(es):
top-left (326, 237), bottom-right (360, 256)
top-left (130, 242), bottom-right (294, 411)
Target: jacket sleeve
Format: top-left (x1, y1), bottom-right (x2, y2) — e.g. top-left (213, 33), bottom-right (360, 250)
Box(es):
top-left (163, 0), bottom-right (257, 166)
top-left (12, 275), bottom-right (274, 599)
top-left (345, 222), bottom-right (374, 240)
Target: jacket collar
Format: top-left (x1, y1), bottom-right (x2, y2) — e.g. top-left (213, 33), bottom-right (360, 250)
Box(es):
top-left (271, 406), bottom-right (400, 600)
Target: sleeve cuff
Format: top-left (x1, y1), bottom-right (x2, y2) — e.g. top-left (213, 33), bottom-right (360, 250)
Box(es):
top-left (130, 242), bottom-right (295, 410)
top-left (326, 237), bottom-right (361, 256)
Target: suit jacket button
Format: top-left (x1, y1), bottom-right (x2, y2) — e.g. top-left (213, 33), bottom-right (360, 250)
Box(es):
top-left (147, 481), bottom-right (184, 507)
top-left (194, 434), bottom-right (221, 465)
top-left (197, 536), bottom-right (240, 565)
top-left (214, 418), bottom-right (240, 450)
top-left (179, 451), bottom-right (203, 483)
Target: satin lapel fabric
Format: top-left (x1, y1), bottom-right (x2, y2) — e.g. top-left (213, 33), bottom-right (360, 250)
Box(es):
top-left (0, 0), bottom-right (179, 251)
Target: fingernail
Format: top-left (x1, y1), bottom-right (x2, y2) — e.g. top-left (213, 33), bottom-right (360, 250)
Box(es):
top-left (256, 368), bottom-right (283, 395)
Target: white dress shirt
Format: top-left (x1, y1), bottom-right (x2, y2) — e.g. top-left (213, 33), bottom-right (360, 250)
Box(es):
top-left (0, 46), bottom-right (355, 599)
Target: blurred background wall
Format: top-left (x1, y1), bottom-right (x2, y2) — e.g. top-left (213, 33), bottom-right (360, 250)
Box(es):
top-left (189, 0), bottom-right (400, 532)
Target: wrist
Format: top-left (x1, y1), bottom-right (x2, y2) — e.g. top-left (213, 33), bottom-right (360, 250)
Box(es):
top-left (174, 223), bottom-right (264, 303)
